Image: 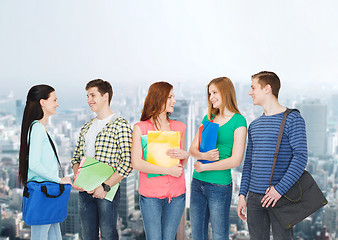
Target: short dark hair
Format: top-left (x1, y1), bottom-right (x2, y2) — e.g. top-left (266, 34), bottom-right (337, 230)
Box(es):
top-left (86, 79), bottom-right (113, 104)
top-left (252, 71), bottom-right (281, 98)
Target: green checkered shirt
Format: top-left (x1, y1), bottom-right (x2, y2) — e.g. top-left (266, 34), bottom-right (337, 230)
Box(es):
top-left (71, 116), bottom-right (133, 177)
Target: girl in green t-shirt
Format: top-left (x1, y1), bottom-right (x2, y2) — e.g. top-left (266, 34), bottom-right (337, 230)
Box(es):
top-left (189, 77), bottom-right (247, 240)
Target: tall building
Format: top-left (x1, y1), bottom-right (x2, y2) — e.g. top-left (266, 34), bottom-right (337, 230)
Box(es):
top-left (61, 190), bottom-right (81, 236)
top-left (322, 202), bottom-right (338, 235)
top-left (118, 171), bottom-right (136, 228)
top-left (327, 130), bottom-right (338, 155)
top-left (166, 99), bottom-right (191, 240)
top-left (296, 99), bottom-right (327, 156)
top-left (171, 99), bottom-right (197, 207)
top-left (331, 94), bottom-right (338, 119)
top-left (184, 99), bottom-right (207, 209)
top-left (171, 99), bottom-right (189, 133)
top-left (15, 100), bottom-right (24, 124)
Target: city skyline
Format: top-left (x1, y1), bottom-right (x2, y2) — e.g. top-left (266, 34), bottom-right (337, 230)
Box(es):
top-left (1, 1), bottom-right (338, 238)
top-left (0, 89), bottom-right (337, 239)
top-left (1, 79), bottom-right (337, 115)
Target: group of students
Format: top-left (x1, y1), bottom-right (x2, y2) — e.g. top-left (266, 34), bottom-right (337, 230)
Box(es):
top-left (18, 70), bottom-right (308, 240)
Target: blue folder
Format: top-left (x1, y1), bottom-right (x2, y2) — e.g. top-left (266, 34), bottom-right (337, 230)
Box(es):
top-left (198, 121), bottom-right (219, 164)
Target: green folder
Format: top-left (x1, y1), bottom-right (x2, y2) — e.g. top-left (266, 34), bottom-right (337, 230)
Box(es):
top-left (73, 156), bottom-right (119, 201)
top-left (141, 135), bottom-right (164, 178)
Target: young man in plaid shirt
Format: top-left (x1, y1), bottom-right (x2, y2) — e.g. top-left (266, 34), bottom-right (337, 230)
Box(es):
top-left (71, 79), bottom-right (132, 240)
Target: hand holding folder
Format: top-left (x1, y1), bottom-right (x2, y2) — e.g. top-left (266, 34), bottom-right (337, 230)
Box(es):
top-left (147, 131), bottom-right (181, 167)
top-left (141, 135), bottom-right (163, 178)
top-left (198, 121), bottom-right (219, 164)
top-left (73, 156), bottom-right (119, 201)
top-left (141, 131), bottom-right (181, 178)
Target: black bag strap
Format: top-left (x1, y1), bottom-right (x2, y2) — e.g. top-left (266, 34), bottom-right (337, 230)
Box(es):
top-left (46, 132), bottom-right (63, 177)
top-left (269, 109), bottom-right (300, 187)
top-left (27, 121), bottom-right (64, 179)
top-left (41, 184), bottom-right (65, 198)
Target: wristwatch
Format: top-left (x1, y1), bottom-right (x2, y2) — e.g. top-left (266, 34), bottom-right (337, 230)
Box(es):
top-left (101, 182), bottom-right (111, 192)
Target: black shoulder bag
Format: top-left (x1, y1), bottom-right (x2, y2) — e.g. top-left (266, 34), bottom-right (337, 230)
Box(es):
top-left (269, 109), bottom-right (328, 230)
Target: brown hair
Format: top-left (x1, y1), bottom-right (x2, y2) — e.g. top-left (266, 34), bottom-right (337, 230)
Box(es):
top-left (19, 84), bottom-right (55, 185)
top-left (141, 81), bottom-right (173, 130)
top-left (251, 71), bottom-right (280, 99)
top-left (207, 77), bottom-right (241, 120)
top-left (86, 79), bottom-right (113, 104)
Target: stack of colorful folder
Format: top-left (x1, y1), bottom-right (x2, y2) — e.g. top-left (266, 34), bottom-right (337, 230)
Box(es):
top-left (141, 131), bottom-right (181, 178)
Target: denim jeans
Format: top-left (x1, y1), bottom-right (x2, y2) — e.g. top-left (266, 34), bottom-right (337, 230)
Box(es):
top-left (31, 223), bottom-right (62, 240)
top-left (247, 191), bottom-right (294, 240)
top-left (190, 178), bottom-right (232, 240)
top-left (79, 188), bottom-right (120, 240)
top-left (140, 193), bottom-right (185, 240)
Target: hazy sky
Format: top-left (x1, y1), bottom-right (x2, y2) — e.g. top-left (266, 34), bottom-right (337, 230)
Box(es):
top-left (1, 0), bottom-right (338, 105)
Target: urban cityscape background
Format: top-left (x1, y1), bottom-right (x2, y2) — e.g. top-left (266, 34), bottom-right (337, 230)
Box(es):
top-left (1, 1), bottom-right (338, 239)
top-left (0, 80), bottom-right (337, 240)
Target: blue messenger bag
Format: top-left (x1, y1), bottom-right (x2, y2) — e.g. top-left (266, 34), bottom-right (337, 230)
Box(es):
top-left (22, 123), bottom-right (71, 225)
top-left (23, 181), bottom-right (71, 225)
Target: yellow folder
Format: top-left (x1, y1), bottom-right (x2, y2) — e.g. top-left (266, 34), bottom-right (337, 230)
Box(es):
top-left (147, 131), bottom-right (181, 168)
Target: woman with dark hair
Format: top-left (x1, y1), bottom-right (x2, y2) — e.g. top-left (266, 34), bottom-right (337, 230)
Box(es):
top-left (131, 81), bottom-right (189, 240)
top-left (189, 77), bottom-right (247, 240)
top-left (19, 84), bottom-right (72, 240)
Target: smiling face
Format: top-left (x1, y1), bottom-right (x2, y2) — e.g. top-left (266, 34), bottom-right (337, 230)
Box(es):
top-left (87, 87), bottom-right (108, 113)
top-left (40, 91), bottom-right (59, 117)
top-left (208, 83), bottom-right (222, 109)
top-left (249, 78), bottom-right (267, 106)
top-left (164, 89), bottom-right (176, 113)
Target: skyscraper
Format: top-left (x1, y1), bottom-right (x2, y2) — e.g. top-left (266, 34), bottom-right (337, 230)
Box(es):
top-left (170, 99), bottom-right (196, 207)
top-left (168, 99), bottom-right (191, 240)
top-left (61, 190), bottom-right (81, 236)
top-left (296, 99), bottom-right (327, 156)
top-left (331, 94), bottom-right (338, 120)
top-left (118, 171), bottom-right (136, 228)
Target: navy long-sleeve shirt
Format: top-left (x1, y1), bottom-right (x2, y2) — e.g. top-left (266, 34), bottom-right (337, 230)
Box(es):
top-left (239, 109), bottom-right (308, 197)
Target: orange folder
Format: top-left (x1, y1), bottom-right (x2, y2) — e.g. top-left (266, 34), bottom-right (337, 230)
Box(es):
top-left (147, 131), bottom-right (181, 168)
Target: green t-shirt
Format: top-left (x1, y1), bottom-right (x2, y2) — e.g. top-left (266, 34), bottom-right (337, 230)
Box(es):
top-left (193, 113), bottom-right (247, 185)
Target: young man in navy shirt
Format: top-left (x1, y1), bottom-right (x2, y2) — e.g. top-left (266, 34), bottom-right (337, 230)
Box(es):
top-left (237, 71), bottom-right (308, 239)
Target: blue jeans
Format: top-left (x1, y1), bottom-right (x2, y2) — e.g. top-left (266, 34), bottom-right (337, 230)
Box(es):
top-left (140, 193), bottom-right (186, 240)
top-left (190, 178), bottom-right (232, 240)
top-left (247, 191), bottom-right (294, 240)
top-left (31, 223), bottom-right (62, 240)
top-left (79, 188), bottom-right (120, 240)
